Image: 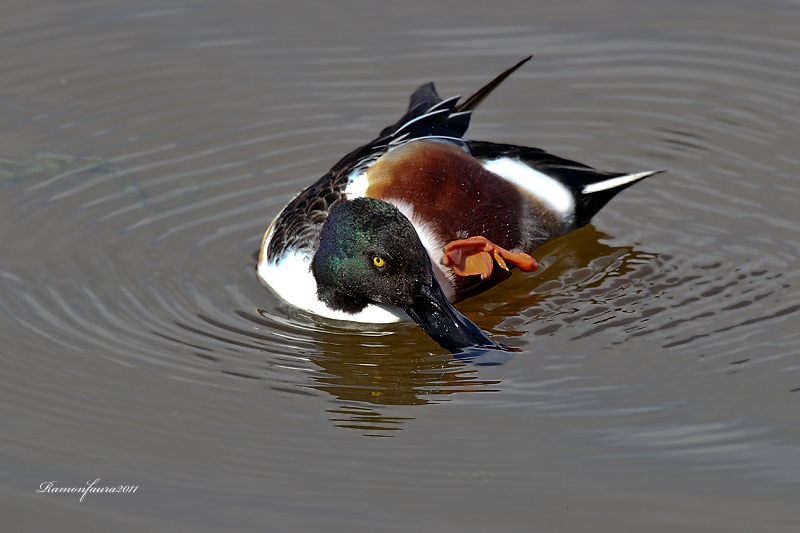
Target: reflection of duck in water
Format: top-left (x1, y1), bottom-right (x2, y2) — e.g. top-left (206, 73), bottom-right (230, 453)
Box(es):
top-left (185, 308), bottom-right (503, 435)
top-left (460, 225), bottom-right (662, 330)
top-left (308, 343), bottom-right (502, 436)
top-left (257, 56), bottom-right (661, 352)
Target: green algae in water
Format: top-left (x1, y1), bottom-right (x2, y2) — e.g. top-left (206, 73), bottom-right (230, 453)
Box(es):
top-left (0, 152), bottom-right (103, 184)
top-left (0, 152), bottom-right (169, 212)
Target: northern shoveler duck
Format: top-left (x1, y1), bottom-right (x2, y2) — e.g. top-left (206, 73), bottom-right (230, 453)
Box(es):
top-left (257, 56), bottom-right (660, 352)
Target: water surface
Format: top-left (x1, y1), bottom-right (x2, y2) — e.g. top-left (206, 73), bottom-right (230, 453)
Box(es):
top-left (2, 1), bottom-right (799, 531)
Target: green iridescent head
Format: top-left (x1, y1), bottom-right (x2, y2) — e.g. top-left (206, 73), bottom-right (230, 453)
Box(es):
top-left (311, 197), bottom-right (432, 314)
top-left (311, 197), bottom-right (499, 352)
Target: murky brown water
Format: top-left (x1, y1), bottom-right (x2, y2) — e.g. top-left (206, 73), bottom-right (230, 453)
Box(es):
top-left (3, 1), bottom-right (800, 531)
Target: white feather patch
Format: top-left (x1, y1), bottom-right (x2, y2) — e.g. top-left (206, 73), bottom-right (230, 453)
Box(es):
top-left (386, 198), bottom-right (456, 301)
top-left (581, 171), bottom-right (659, 194)
top-left (344, 168), bottom-right (369, 199)
top-left (482, 158), bottom-right (575, 218)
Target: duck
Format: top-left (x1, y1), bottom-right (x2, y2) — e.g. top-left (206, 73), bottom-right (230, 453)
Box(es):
top-left (257, 56), bottom-right (661, 352)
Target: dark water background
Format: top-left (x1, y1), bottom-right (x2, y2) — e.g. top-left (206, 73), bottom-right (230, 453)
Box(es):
top-left (2, 1), bottom-right (799, 531)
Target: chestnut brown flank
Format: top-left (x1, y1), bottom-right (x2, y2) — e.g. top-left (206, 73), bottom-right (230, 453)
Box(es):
top-left (366, 140), bottom-right (526, 251)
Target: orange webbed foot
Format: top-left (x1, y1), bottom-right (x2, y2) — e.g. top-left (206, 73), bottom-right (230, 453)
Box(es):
top-left (442, 236), bottom-right (538, 279)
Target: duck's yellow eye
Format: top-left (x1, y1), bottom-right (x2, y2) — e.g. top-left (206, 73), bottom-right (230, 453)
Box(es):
top-left (373, 256), bottom-right (385, 268)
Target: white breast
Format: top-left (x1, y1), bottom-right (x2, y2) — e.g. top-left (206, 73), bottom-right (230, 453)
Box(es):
top-left (256, 250), bottom-right (409, 324)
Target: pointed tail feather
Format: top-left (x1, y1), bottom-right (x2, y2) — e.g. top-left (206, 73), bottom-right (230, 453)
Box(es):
top-left (455, 55), bottom-right (533, 112)
top-left (581, 170), bottom-right (663, 194)
top-left (379, 56), bottom-right (533, 140)
top-left (574, 170), bottom-right (664, 227)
